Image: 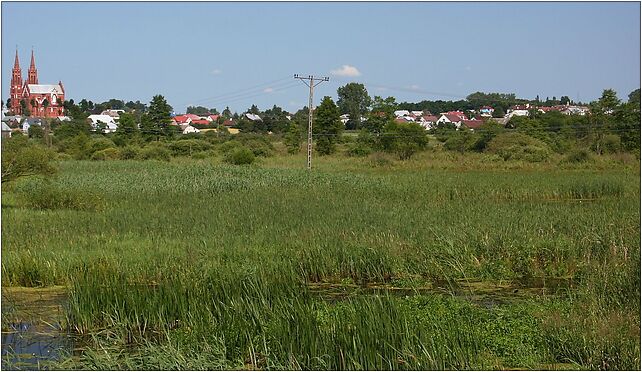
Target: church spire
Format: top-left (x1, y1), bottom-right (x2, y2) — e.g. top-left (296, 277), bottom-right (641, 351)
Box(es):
top-left (14, 49), bottom-right (20, 69)
top-left (27, 48), bottom-right (38, 84)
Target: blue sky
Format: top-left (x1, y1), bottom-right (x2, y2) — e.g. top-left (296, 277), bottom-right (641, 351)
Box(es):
top-left (2, 2), bottom-right (640, 113)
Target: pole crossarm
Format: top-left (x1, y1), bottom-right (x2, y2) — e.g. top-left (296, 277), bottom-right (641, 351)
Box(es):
top-left (294, 74), bottom-right (329, 170)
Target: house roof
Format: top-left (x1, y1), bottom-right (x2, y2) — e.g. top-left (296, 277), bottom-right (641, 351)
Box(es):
top-left (462, 119), bottom-right (484, 129)
top-left (27, 84), bottom-right (64, 95)
top-left (480, 106), bottom-right (494, 110)
top-left (223, 119), bottom-right (235, 126)
top-left (174, 115), bottom-right (191, 124)
top-left (444, 114), bottom-right (463, 122)
top-left (87, 114), bottom-right (116, 124)
top-left (191, 119), bottom-right (210, 125)
top-left (423, 115), bottom-right (438, 122)
top-left (208, 114), bottom-right (219, 121)
top-left (245, 113), bottom-right (262, 121)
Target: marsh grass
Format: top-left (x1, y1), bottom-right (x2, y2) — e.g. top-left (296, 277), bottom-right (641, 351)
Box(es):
top-left (2, 158), bottom-right (640, 370)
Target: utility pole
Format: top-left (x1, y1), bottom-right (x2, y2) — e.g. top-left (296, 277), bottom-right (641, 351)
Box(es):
top-left (294, 74), bottom-right (329, 170)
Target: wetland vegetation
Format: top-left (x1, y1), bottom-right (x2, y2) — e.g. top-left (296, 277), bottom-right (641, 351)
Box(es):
top-left (1, 145), bottom-right (639, 370)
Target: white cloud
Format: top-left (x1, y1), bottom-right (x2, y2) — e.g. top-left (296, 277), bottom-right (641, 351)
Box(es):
top-left (263, 87), bottom-right (274, 93)
top-left (408, 84), bottom-right (420, 90)
top-left (211, 69), bottom-right (222, 75)
top-left (330, 65), bottom-right (361, 77)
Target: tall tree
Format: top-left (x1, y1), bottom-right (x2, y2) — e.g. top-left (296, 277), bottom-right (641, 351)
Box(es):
top-left (337, 83), bottom-right (372, 130)
top-left (363, 96), bottom-right (397, 134)
top-left (313, 96), bottom-right (342, 155)
top-left (222, 106), bottom-right (232, 118)
top-left (146, 95), bottom-right (173, 140)
top-left (627, 88), bottom-right (640, 108)
top-left (594, 89), bottom-right (620, 114)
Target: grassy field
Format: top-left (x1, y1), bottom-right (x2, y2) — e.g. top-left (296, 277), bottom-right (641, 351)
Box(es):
top-left (1, 151), bottom-right (640, 370)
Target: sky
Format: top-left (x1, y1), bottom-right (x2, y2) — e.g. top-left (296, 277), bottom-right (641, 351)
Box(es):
top-left (2, 1), bottom-right (640, 114)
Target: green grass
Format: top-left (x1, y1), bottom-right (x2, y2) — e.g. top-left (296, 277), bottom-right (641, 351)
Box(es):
top-left (1, 154), bottom-right (640, 370)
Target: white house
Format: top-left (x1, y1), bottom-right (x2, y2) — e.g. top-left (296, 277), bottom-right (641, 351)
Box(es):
top-left (340, 114), bottom-right (350, 125)
top-left (436, 114), bottom-right (463, 129)
top-left (394, 110), bottom-right (410, 117)
top-left (2, 122), bottom-right (12, 139)
top-left (182, 125), bottom-right (200, 134)
top-left (245, 113), bottom-right (262, 121)
top-left (87, 114), bottom-right (118, 133)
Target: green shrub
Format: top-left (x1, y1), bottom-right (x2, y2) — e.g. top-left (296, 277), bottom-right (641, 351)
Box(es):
top-left (223, 146), bottom-right (255, 165)
top-left (218, 140), bottom-right (243, 155)
top-left (168, 139), bottom-right (212, 157)
top-left (562, 149), bottom-right (592, 163)
top-left (369, 152), bottom-right (393, 167)
top-left (91, 147), bottom-right (121, 161)
top-left (90, 137), bottom-right (116, 154)
top-left (120, 146), bottom-right (141, 160)
top-left (486, 133), bottom-right (551, 162)
top-left (16, 178), bottom-right (104, 211)
top-left (347, 142), bottom-right (373, 157)
top-left (191, 151), bottom-right (211, 159)
top-left (138, 143), bottom-right (171, 161)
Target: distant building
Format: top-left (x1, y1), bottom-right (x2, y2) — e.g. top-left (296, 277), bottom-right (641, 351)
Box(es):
top-left (183, 125), bottom-right (200, 134)
top-left (87, 114), bottom-right (117, 133)
top-left (8, 50), bottom-right (65, 118)
top-left (1, 122), bottom-right (12, 139)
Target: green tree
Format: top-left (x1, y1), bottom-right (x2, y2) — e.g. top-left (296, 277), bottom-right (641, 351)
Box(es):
top-left (284, 123), bottom-right (302, 154)
top-left (20, 99), bottom-right (30, 116)
top-left (560, 96), bottom-right (571, 105)
top-left (222, 106), bottom-right (232, 118)
top-left (28, 124), bottom-right (44, 139)
top-left (313, 96), bottom-right (342, 155)
top-left (380, 121), bottom-right (428, 160)
top-left (337, 83), bottom-right (372, 130)
top-left (628, 88), bottom-right (640, 108)
top-left (594, 89), bottom-right (620, 114)
top-left (145, 95), bottom-right (173, 140)
top-left (363, 96), bottom-right (397, 134)
top-left (492, 106), bottom-right (506, 118)
top-left (1, 136), bottom-right (56, 183)
top-left (186, 106), bottom-right (211, 115)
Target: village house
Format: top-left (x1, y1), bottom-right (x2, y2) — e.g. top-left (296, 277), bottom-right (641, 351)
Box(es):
top-left (87, 114), bottom-right (118, 133)
top-left (2, 122), bottom-right (12, 139)
top-left (479, 106), bottom-right (494, 117)
top-left (182, 125), bottom-right (200, 135)
top-left (436, 113), bottom-right (464, 129)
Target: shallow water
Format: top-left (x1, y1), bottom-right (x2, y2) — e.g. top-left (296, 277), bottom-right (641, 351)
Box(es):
top-left (1, 287), bottom-right (73, 370)
top-left (1, 322), bottom-right (72, 370)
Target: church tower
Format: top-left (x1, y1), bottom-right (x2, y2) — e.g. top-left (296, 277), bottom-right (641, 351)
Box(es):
top-left (9, 49), bottom-right (23, 113)
top-left (27, 49), bottom-right (38, 85)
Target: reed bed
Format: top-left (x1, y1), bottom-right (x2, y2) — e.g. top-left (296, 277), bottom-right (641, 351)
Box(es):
top-left (1, 158), bottom-right (639, 370)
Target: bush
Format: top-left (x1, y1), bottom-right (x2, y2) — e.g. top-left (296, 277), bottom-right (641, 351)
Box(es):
top-left (1, 136), bottom-right (57, 184)
top-left (347, 142), bottom-right (373, 157)
top-left (485, 133), bottom-right (551, 162)
top-left (138, 143), bottom-right (171, 161)
top-left (91, 147), bottom-right (121, 161)
top-left (369, 152), bottom-right (393, 167)
top-left (224, 146), bottom-right (255, 165)
top-left (16, 178), bottom-right (104, 211)
top-left (562, 149), bottom-right (593, 163)
top-left (191, 151), bottom-right (211, 159)
top-left (602, 134), bottom-right (621, 154)
top-left (168, 139), bottom-right (212, 157)
top-left (218, 140), bottom-right (243, 155)
top-left (120, 146), bottom-right (141, 160)
top-left (243, 139), bottom-right (274, 157)
top-left (90, 137), bottom-right (117, 154)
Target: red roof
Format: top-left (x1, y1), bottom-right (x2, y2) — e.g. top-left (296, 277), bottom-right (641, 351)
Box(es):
top-left (208, 114), bottom-right (219, 121)
top-left (185, 114), bottom-right (200, 120)
top-left (444, 114), bottom-right (463, 122)
top-left (423, 115), bottom-right (438, 122)
top-left (223, 119), bottom-right (235, 127)
top-left (462, 119), bottom-right (484, 129)
top-left (174, 115), bottom-right (190, 124)
top-left (191, 119), bottom-right (210, 125)
top-left (481, 106), bottom-right (494, 110)
top-left (444, 111), bottom-right (467, 120)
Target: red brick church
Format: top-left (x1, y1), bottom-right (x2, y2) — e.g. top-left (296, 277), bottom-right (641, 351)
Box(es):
top-left (8, 50), bottom-right (65, 118)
